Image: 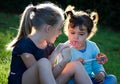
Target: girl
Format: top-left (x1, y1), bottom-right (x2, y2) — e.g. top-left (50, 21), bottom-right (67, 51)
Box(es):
top-left (63, 5), bottom-right (117, 84)
top-left (7, 2), bottom-right (92, 84)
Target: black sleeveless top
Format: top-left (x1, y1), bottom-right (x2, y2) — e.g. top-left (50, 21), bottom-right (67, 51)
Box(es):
top-left (8, 38), bottom-right (55, 84)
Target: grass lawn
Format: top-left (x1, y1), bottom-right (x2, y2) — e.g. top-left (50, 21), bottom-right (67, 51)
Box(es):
top-left (0, 13), bottom-right (120, 84)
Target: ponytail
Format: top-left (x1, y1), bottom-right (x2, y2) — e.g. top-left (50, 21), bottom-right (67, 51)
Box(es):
top-left (18, 4), bottom-right (35, 39)
top-left (7, 4), bottom-right (35, 49)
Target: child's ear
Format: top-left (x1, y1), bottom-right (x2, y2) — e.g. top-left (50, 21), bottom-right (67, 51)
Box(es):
top-left (45, 25), bottom-right (52, 32)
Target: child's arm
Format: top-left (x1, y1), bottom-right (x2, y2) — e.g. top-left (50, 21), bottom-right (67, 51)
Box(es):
top-left (48, 43), bottom-right (70, 65)
top-left (84, 53), bottom-right (108, 64)
top-left (48, 43), bottom-right (64, 65)
top-left (52, 59), bottom-right (68, 78)
top-left (94, 53), bottom-right (107, 82)
top-left (92, 53), bottom-right (107, 81)
top-left (52, 48), bottom-right (71, 78)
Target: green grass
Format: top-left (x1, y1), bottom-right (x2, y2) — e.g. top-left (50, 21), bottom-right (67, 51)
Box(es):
top-left (0, 13), bottom-right (120, 84)
top-left (91, 27), bottom-right (120, 82)
top-left (0, 12), bottom-right (19, 84)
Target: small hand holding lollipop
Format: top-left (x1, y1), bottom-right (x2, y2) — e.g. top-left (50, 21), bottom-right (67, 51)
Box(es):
top-left (96, 53), bottom-right (108, 64)
top-left (84, 53), bottom-right (108, 64)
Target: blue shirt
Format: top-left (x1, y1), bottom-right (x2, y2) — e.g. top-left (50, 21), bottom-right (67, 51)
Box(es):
top-left (70, 40), bottom-right (105, 77)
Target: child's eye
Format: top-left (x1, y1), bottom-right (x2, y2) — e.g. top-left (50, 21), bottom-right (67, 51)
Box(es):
top-left (71, 32), bottom-right (75, 34)
top-left (79, 33), bottom-right (84, 36)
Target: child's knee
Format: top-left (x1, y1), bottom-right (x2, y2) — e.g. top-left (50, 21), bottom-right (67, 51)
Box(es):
top-left (105, 74), bottom-right (117, 84)
top-left (37, 58), bottom-right (51, 67)
top-left (74, 61), bottom-right (83, 69)
top-left (70, 61), bottom-right (83, 71)
top-left (107, 74), bottom-right (117, 81)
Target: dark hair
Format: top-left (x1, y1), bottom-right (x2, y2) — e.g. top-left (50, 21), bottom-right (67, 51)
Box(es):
top-left (64, 5), bottom-right (99, 39)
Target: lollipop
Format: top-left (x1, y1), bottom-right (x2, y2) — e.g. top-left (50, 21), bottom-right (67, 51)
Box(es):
top-left (96, 53), bottom-right (108, 64)
top-left (84, 53), bottom-right (108, 64)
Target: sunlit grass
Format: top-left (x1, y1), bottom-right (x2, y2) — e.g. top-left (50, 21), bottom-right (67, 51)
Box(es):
top-left (0, 12), bottom-right (18, 84)
top-left (0, 13), bottom-right (120, 84)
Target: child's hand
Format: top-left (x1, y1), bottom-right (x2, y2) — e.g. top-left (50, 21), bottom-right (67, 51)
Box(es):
top-left (49, 43), bottom-right (70, 65)
top-left (94, 72), bottom-right (105, 83)
top-left (55, 43), bottom-right (69, 53)
top-left (96, 53), bottom-right (108, 64)
top-left (76, 58), bottom-right (85, 64)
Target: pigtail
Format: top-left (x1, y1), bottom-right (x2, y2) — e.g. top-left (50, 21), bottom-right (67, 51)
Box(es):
top-left (87, 11), bottom-right (99, 39)
top-left (65, 5), bottom-right (74, 18)
top-left (64, 5), bottom-right (74, 36)
top-left (90, 12), bottom-right (99, 25)
top-left (7, 4), bottom-right (36, 49)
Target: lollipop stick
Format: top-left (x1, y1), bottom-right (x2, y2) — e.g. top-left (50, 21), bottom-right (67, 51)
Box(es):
top-left (85, 58), bottom-right (96, 63)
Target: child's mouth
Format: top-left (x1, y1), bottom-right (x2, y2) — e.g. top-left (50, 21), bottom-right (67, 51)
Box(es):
top-left (70, 40), bottom-right (82, 48)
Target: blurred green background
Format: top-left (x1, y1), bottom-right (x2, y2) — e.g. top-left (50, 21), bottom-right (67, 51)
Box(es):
top-left (0, 0), bottom-right (120, 31)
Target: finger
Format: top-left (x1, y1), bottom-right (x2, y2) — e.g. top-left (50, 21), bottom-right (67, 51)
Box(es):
top-left (81, 59), bottom-right (84, 64)
top-left (95, 76), bottom-right (101, 82)
top-left (82, 60), bottom-right (85, 64)
top-left (96, 77), bottom-right (104, 82)
top-left (95, 73), bottom-right (104, 82)
top-left (79, 59), bottom-right (84, 64)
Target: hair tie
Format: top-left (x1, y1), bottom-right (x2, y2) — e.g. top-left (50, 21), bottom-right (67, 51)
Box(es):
top-left (66, 11), bottom-right (73, 17)
top-left (32, 7), bottom-right (37, 12)
top-left (30, 7), bottom-right (36, 20)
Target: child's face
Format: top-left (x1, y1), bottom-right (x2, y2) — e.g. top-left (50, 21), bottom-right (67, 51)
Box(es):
top-left (68, 25), bottom-right (88, 49)
top-left (48, 22), bottom-right (63, 43)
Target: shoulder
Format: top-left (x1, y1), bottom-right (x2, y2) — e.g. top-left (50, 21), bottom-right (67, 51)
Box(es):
top-left (17, 38), bottom-right (32, 45)
top-left (12, 38), bottom-right (37, 55)
top-left (86, 40), bottom-right (97, 47)
top-left (86, 40), bottom-right (99, 52)
top-left (16, 38), bottom-right (36, 48)
top-left (86, 40), bottom-right (100, 56)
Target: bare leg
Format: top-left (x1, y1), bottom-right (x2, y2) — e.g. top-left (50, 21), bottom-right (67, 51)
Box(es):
top-left (56, 61), bottom-right (92, 84)
top-left (22, 58), bottom-right (56, 84)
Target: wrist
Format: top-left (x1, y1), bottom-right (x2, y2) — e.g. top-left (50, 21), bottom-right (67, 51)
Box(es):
top-left (99, 71), bottom-right (106, 77)
top-left (62, 59), bottom-right (69, 65)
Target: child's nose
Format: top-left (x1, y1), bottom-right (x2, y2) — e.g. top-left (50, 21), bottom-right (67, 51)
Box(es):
top-left (74, 34), bottom-right (79, 39)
